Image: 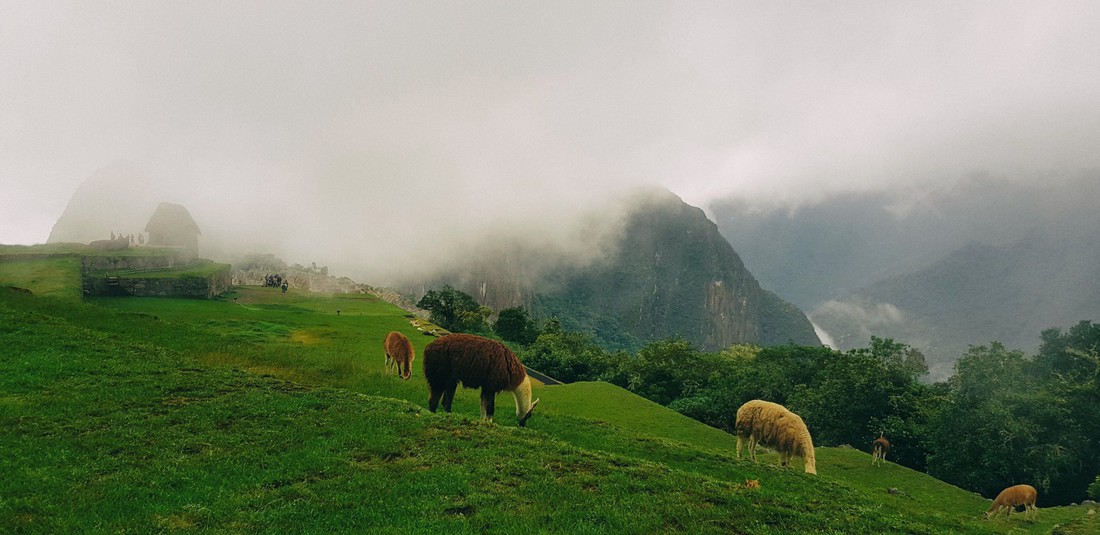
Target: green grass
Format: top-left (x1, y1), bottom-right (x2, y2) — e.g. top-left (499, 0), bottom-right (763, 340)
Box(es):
top-left (0, 243), bottom-right (93, 255)
top-left (89, 261), bottom-right (231, 279)
top-left (536, 381), bottom-right (739, 451)
top-left (1, 255), bottom-right (1098, 533)
top-left (0, 256), bottom-right (83, 300)
top-left (0, 242), bottom-right (182, 257)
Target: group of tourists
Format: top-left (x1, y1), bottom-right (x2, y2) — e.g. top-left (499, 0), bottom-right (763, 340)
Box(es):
top-left (263, 274), bottom-right (289, 293)
top-left (110, 231), bottom-right (144, 246)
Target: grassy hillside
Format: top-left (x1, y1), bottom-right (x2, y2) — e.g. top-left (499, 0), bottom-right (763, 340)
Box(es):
top-left (0, 255), bottom-right (82, 300)
top-left (1, 255), bottom-right (1096, 533)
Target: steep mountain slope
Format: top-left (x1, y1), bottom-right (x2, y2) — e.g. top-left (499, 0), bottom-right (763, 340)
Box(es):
top-left (712, 175), bottom-right (1100, 377)
top-left (812, 229), bottom-right (1100, 378)
top-left (420, 189), bottom-right (820, 351)
top-left (46, 161), bottom-right (161, 244)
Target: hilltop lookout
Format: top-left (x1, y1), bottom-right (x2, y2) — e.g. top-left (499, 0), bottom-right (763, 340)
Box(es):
top-left (145, 202), bottom-right (200, 256)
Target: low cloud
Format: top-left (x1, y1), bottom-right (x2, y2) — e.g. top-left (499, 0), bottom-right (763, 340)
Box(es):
top-left (4, 2), bottom-right (1100, 285)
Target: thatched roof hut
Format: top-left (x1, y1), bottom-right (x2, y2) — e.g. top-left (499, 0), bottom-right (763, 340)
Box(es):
top-left (145, 202), bottom-right (200, 255)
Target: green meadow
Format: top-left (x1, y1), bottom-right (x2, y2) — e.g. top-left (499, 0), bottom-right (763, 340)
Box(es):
top-left (1, 253), bottom-right (1096, 533)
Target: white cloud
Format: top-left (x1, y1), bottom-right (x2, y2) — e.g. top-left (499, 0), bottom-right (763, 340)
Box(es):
top-left (3, 1), bottom-right (1099, 277)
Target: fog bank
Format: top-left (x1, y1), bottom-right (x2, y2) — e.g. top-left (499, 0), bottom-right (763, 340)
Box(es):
top-left (4, 2), bottom-right (1100, 283)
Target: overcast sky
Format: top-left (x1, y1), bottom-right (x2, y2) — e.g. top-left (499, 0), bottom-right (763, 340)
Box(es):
top-left (3, 1), bottom-right (1099, 277)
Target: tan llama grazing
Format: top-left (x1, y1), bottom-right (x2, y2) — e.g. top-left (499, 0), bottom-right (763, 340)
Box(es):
top-left (423, 333), bottom-right (539, 426)
top-left (985, 484), bottom-right (1038, 519)
top-left (384, 331), bottom-right (415, 380)
top-left (735, 399), bottom-right (817, 475)
top-left (871, 433), bottom-right (890, 466)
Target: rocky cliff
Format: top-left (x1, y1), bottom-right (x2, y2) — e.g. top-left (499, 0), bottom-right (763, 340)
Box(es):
top-left (417, 189), bottom-right (821, 352)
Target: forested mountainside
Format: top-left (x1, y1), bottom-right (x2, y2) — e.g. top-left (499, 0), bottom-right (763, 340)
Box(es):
top-left (416, 189), bottom-right (820, 352)
top-left (712, 175), bottom-right (1100, 377)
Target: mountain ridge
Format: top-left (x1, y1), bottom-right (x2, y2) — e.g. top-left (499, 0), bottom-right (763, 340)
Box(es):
top-left (415, 189), bottom-right (821, 351)
top-left (711, 174), bottom-right (1100, 378)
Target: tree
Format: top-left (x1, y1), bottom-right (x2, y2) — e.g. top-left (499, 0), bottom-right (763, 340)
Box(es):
top-left (619, 337), bottom-right (709, 406)
top-left (924, 343), bottom-right (1075, 501)
top-left (416, 285), bottom-right (491, 334)
top-left (1035, 321), bottom-right (1100, 382)
top-left (518, 329), bottom-right (621, 383)
top-left (494, 307), bottom-right (539, 346)
top-left (541, 317), bottom-right (563, 335)
top-left (790, 348), bottom-right (892, 448)
top-left (1032, 323), bottom-right (1100, 504)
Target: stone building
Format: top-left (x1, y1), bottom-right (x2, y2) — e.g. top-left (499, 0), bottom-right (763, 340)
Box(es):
top-left (144, 202), bottom-right (201, 256)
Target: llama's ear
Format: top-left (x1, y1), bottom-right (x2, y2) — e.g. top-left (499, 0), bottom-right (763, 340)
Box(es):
top-left (518, 398), bottom-right (540, 427)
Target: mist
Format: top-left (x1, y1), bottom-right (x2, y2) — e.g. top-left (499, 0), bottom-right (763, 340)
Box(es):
top-left (4, 2), bottom-right (1100, 285)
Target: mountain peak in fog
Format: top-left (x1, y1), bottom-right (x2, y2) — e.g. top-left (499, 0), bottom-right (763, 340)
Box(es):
top-left (47, 161), bottom-right (161, 245)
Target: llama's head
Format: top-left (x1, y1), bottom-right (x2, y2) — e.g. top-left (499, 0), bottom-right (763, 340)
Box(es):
top-left (803, 453), bottom-right (817, 475)
top-left (513, 375), bottom-right (540, 427)
top-left (399, 353), bottom-right (414, 381)
top-left (801, 432), bottom-right (817, 475)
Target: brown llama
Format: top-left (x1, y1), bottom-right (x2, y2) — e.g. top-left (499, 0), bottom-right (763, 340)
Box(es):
top-left (384, 331), bottom-right (415, 380)
top-left (735, 399), bottom-right (817, 475)
top-left (872, 433), bottom-right (890, 466)
top-left (985, 484), bottom-right (1038, 519)
top-left (423, 333), bottom-right (539, 426)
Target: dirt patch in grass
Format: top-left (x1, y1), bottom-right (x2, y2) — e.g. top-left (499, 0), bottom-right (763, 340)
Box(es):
top-left (290, 330), bottom-right (321, 344)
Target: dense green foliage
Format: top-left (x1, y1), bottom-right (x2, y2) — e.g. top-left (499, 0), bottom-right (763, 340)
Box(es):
top-left (417, 285), bottom-right (492, 335)
top-left (492, 306), bottom-right (539, 345)
top-left (926, 323), bottom-right (1100, 506)
top-left (523, 324), bottom-right (1100, 507)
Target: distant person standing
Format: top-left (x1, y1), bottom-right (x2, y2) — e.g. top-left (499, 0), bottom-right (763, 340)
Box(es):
top-left (281, 281), bottom-right (288, 294)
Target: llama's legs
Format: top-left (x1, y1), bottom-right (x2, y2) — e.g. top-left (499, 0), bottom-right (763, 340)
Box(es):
top-left (428, 385), bottom-right (441, 412)
top-left (736, 435), bottom-right (743, 460)
top-left (441, 381), bottom-right (458, 412)
top-left (481, 389), bottom-right (496, 423)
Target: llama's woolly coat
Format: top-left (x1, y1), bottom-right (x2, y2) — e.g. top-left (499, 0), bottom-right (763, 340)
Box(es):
top-left (735, 399), bottom-right (817, 474)
top-left (872, 435), bottom-right (890, 465)
top-left (986, 484), bottom-right (1038, 518)
top-left (423, 334), bottom-right (527, 392)
top-left (384, 331), bottom-right (415, 379)
top-left (422, 333), bottom-right (539, 426)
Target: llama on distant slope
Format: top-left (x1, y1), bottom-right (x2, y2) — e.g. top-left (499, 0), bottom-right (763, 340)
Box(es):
top-left (871, 433), bottom-right (890, 466)
top-left (384, 331), bottom-right (415, 380)
top-left (735, 399), bottom-right (817, 475)
top-left (423, 333), bottom-right (539, 426)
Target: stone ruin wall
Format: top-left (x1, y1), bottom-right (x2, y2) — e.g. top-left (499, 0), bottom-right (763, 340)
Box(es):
top-left (85, 265), bottom-right (231, 299)
top-left (80, 249), bottom-right (196, 273)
